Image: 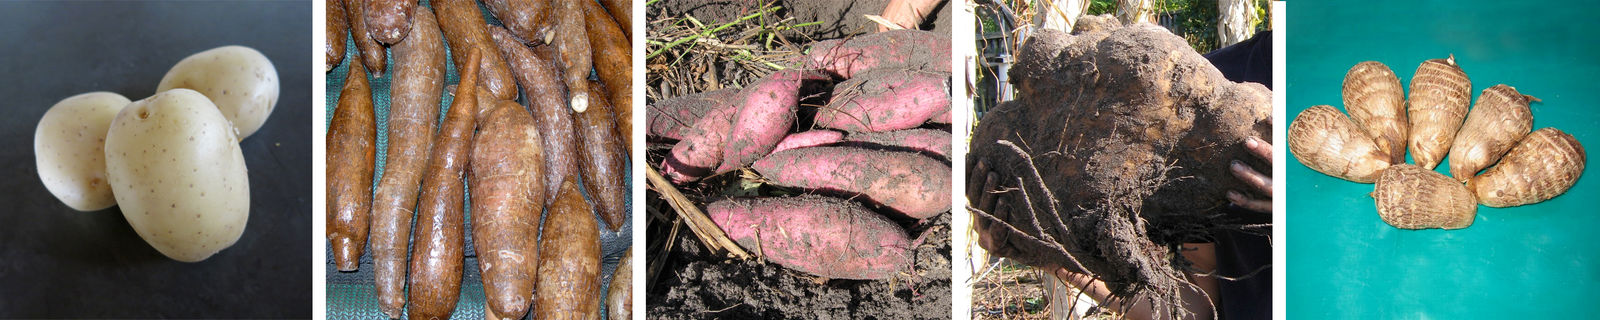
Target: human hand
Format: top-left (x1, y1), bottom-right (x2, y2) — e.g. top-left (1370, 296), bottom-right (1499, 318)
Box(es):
top-left (1227, 136), bottom-right (1273, 213)
top-left (877, 0), bottom-right (939, 32)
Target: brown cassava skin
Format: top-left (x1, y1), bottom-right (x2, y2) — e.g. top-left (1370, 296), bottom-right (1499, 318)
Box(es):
top-left (717, 70), bottom-right (808, 172)
top-left (771, 130), bottom-right (846, 154)
top-left (369, 8), bottom-right (445, 318)
top-left (599, 0), bottom-right (631, 39)
top-left (1343, 61), bottom-right (1408, 164)
top-left (816, 69), bottom-right (950, 133)
top-left (407, 49), bottom-right (480, 320)
top-left (469, 98), bottom-right (545, 320)
top-left (1468, 128), bottom-right (1586, 207)
top-left (325, 0), bottom-right (348, 72)
top-left (606, 249), bottom-right (633, 320)
top-left (1289, 105), bottom-right (1393, 183)
top-left (345, 0), bottom-right (387, 77)
top-left (575, 82), bottom-right (629, 231)
top-left (806, 30), bottom-right (952, 79)
top-left (661, 105), bottom-right (735, 184)
top-left (843, 128), bottom-right (953, 159)
top-left (583, 0), bottom-right (633, 151)
top-left (1372, 164), bottom-right (1477, 230)
top-left (483, 0), bottom-right (552, 44)
top-left (554, 0), bottom-right (594, 113)
top-left (1450, 84), bottom-right (1537, 181)
top-left (490, 27), bottom-right (582, 206)
top-left (646, 88), bottom-right (741, 140)
top-left (753, 147), bottom-right (951, 218)
top-left (364, 0), bottom-right (413, 45)
top-left (536, 179), bottom-right (603, 320)
top-left (1407, 55), bottom-right (1472, 170)
top-left (328, 59), bottom-right (376, 272)
top-left (433, 0), bottom-right (517, 100)
top-left (706, 195), bottom-right (912, 279)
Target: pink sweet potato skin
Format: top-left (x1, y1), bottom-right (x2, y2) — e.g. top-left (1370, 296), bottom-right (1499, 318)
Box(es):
top-left (805, 29), bottom-right (952, 79)
top-left (843, 128), bottom-right (952, 159)
top-left (770, 130), bottom-right (846, 154)
top-left (815, 69), bottom-right (950, 133)
top-left (707, 195), bottom-right (912, 280)
top-left (752, 147), bottom-right (951, 218)
top-left (647, 88), bottom-right (741, 141)
top-left (662, 105), bottom-right (736, 183)
top-left (718, 70), bottom-right (807, 172)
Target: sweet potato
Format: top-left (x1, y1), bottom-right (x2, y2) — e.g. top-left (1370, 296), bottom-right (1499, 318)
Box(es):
top-left (553, 0), bottom-right (593, 113)
top-left (407, 49), bottom-right (480, 320)
top-left (344, 0), bottom-right (387, 77)
top-left (469, 98), bottom-right (545, 320)
top-left (433, 0), bottom-right (517, 100)
top-left (843, 128), bottom-right (952, 159)
top-left (370, 8), bottom-right (445, 318)
top-left (364, 0), bottom-right (413, 45)
top-left (661, 105), bottom-right (735, 183)
top-left (815, 69), bottom-right (950, 133)
top-left (1407, 55), bottom-right (1472, 170)
top-left (1371, 164), bottom-right (1477, 230)
top-left (771, 130), bottom-right (846, 154)
top-left (805, 29), bottom-right (952, 79)
top-left (607, 248), bottom-right (633, 320)
top-left (1289, 105), bottom-right (1393, 183)
top-left (575, 82), bottom-right (629, 231)
top-left (717, 70), bottom-right (816, 172)
top-left (599, 0), bottom-right (631, 39)
top-left (490, 27), bottom-right (581, 205)
top-left (327, 58), bottom-right (375, 272)
top-left (1449, 84), bottom-right (1537, 181)
top-left (535, 179), bottom-right (603, 319)
top-left (325, 0), bottom-right (347, 72)
top-left (706, 195), bottom-right (913, 279)
top-left (932, 108), bottom-right (952, 124)
top-left (646, 88), bottom-right (741, 140)
top-left (483, 0), bottom-right (552, 44)
top-left (753, 147), bottom-right (951, 218)
top-left (1468, 128), bottom-right (1586, 207)
top-left (583, 0), bottom-right (633, 151)
top-left (1342, 61), bottom-right (1407, 164)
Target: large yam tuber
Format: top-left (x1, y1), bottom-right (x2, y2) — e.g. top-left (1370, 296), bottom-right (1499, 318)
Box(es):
top-left (1371, 164), bottom-right (1477, 230)
top-left (490, 27), bottom-right (582, 205)
top-left (805, 30), bottom-right (952, 79)
top-left (1406, 55), bottom-right (1472, 170)
top-left (433, 0), bottom-right (518, 100)
top-left (815, 69), bottom-right (950, 133)
top-left (1449, 84), bottom-right (1537, 181)
top-left (407, 49), bottom-right (480, 320)
top-left (345, 0), bottom-right (387, 77)
top-left (575, 82), bottom-right (629, 231)
top-left (1342, 61), bottom-right (1408, 164)
top-left (370, 8), bottom-right (445, 318)
top-left (1289, 105), bottom-right (1393, 183)
top-left (706, 195), bottom-right (912, 280)
top-left (535, 179), bottom-right (603, 319)
top-left (325, 0), bottom-right (347, 72)
top-left (1468, 128), bottom-right (1586, 207)
top-left (327, 59), bottom-right (376, 272)
top-left (646, 88), bottom-right (740, 140)
top-left (583, 0), bottom-right (634, 151)
top-left (752, 147), bottom-right (951, 219)
top-left (469, 98), bottom-right (545, 319)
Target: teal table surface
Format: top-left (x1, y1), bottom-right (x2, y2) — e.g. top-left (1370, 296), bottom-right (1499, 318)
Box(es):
top-left (1288, 0), bottom-right (1600, 318)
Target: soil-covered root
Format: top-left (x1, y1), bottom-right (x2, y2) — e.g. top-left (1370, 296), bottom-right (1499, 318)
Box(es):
top-left (706, 195), bottom-right (912, 280)
top-left (753, 146), bottom-right (952, 219)
top-left (804, 30), bottom-right (952, 79)
top-left (646, 88), bottom-right (741, 141)
top-left (815, 69), bottom-right (951, 133)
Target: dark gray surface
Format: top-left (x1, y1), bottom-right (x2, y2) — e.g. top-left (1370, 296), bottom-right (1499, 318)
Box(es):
top-left (0, 2), bottom-right (311, 318)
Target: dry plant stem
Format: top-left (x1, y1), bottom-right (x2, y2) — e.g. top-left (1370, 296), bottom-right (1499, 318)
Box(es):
top-left (345, 0), bottom-right (387, 77)
top-left (369, 8), bottom-right (445, 318)
top-left (644, 166), bottom-right (750, 259)
top-left (327, 59), bottom-right (375, 272)
top-left (1468, 128), bottom-right (1586, 207)
top-left (554, 0), bottom-right (592, 113)
top-left (1407, 55), bottom-right (1471, 170)
top-left (1342, 61), bottom-right (1408, 164)
top-left (1449, 84), bottom-right (1537, 181)
top-left (406, 48), bottom-right (481, 320)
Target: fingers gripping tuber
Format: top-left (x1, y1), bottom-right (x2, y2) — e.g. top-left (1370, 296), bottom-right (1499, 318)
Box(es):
top-left (1449, 84), bottom-right (1537, 181)
top-left (327, 58), bottom-right (376, 272)
top-left (1372, 164), bottom-right (1477, 230)
top-left (370, 8), bottom-right (445, 318)
top-left (1468, 128), bottom-right (1586, 207)
top-left (1342, 61), bottom-right (1408, 164)
top-left (1289, 105), bottom-right (1393, 183)
top-left (1407, 55), bottom-right (1472, 170)
top-left (406, 48), bottom-right (480, 320)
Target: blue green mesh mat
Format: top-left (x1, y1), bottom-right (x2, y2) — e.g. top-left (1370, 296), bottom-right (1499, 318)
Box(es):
top-left (1287, 0), bottom-right (1600, 318)
top-left (325, 3), bottom-right (632, 319)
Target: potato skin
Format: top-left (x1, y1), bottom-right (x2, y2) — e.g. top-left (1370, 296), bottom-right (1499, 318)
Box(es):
top-left (327, 60), bottom-right (376, 272)
top-left (1289, 105), bottom-right (1393, 183)
top-left (1371, 164), bottom-right (1477, 230)
top-left (1407, 55), bottom-right (1472, 170)
top-left (406, 49), bottom-right (480, 320)
top-left (105, 89), bottom-right (250, 262)
top-left (35, 92), bottom-right (129, 212)
top-left (1342, 61), bottom-right (1408, 164)
top-left (1450, 84), bottom-right (1537, 181)
top-left (371, 8), bottom-right (446, 318)
top-left (706, 195), bottom-right (912, 279)
top-left (771, 130), bottom-right (847, 154)
top-left (1468, 128), bottom-right (1586, 207)
top-left (156, 45), bottom-right (280, 139)
top-left (582, 0), bottom-right (634, 152)
top-left (718, 70), bottom-right (806, 172)
top-left (752, 147), bottom-right (952, 218)
top-left (535, 179), bottom-right (602, 320)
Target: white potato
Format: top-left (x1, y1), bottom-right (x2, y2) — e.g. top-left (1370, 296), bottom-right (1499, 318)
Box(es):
top-left (105, 89), bottom-right (250, 262)
top-left (35, 92), bottom-right (131, 211)
top-left (156, 45), bottom-right (279, 139)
